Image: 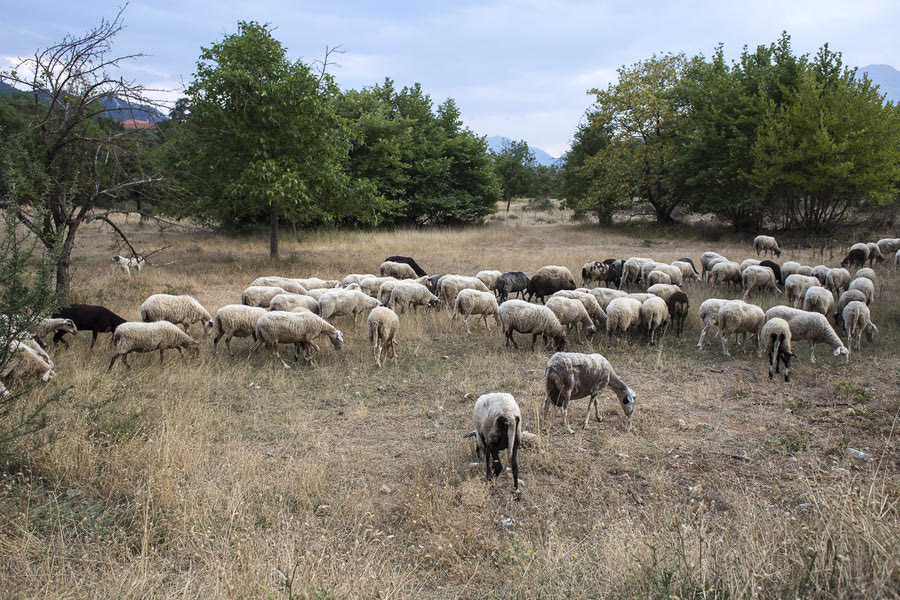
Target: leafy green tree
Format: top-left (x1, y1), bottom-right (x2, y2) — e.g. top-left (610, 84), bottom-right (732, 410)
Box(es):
top-left (493, 139), bottom-right (536, 211)
top-left (561, 117), bottom-right (621, 224)
top-left (182, 22), bottom-right (379, 257)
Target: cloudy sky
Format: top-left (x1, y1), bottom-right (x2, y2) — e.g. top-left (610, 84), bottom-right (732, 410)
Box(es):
top-left (3, 1), bottom-right (898, 157)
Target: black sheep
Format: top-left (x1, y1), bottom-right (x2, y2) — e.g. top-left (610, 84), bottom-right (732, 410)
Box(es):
top-left (384, 255), bottom-right (427, 277)
top-left (497, 271), bottom-right (529, 302)
top-left (759, 260), bottom-right (783, 285)
top-left (601, 259), bottom-right (624, 288)
top-left (526, 274), bottom-right (575, 304)
top-left (840, 248), bottom-right (867, 269)
top-left (52, 304), bottom-right (127, 349)
top-left (666, 291), bottom-right (690, 337)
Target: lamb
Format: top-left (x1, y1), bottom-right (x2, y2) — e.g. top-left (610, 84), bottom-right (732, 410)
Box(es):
top-left (853, 268), bottom-right (876, 283)
top-left (543, 352), bottom-right (635, 434)
top-left (111, 255), bottom-right (144, 278)
top-left (269, 293), bottom-right (319, 314)
top-left (535, 265), bottom-right (576, 287)
top-left (753, 235), bottom-right (782, 257)
top-left (588, 287), bottom-right (628, 311)
top-left (212, 305), bottom-right (268, 356)
top-left (451, 289), bottom-right (501, 333)
top-left (619, 257), bottom-right (654, 289)
top-left (241, 286), bottom-right (289, 308)
top-left (248, 310), bottom-right (344, 368)
top-left (605, 297), bottom-right (643, 342)
top-left (549, 290), bottom-right (607, 329)
top-left (842, 300), bottom-right (878, 353)
top-left (718, 300), bottom-right (765, 356)
top-left (2, 341), bottom-right (55, 387)
top-left (801, 286), bottom-right (834, 316)
top-left (700, 252), bottom-right (727, 282)
top-left (380, 260), bottom-right (418, 280)
top-left (696, 298), bottom-right (728, 349)
top-left (140, 294), bottom-right (213, 337)
top-left (581, 261), bottom-right (608, 287)
top-left (825, 268), bottom-right (851, 295)
top-left (525, 273), bottom-right (575, 303)
top-left (317, 289), bottom-right (381, 323)
top-left (710, 261), bottom-right (742, 289)
top-left (32, 318), bottom-right (77, 347)
top-left (367, 306), bottom-right (399, 368)
top-left (388, 282), bottom-right (441, 313)
top-left (865, 242), bottom-right (884, 267)
top-left (759, 260), bottom-right (783, 285)
top-left (108, 321), bottom-right (201, 370)
top-left (671, 260), bottom-right (700, 283)
top-left (841, 247), bottom-right (867, 269)
top-left (667, 291), bottom-right (690, 337)
top-left (437, 275), bottom-right (490, 306)
top-left (764, 306), bottom-right (849, 363)
top-left (741, 265), bottom-right (781, 299)
top-left (784, 274), bottom-right (821, 307)
top-left (848, 277), bottom-right (874, 305)
top-left (52, 304), bottom-right (126, 349)
top-left (384, 255), bottom-right (427, 277)
top-left (759, 318), bottom-right (794, 382)
top-left (467, 393), bottom-right (521, 492)
top-left (876, 238), bottom-right (900, 256)
top-left (545, 296), bottom-right (597, 338)
top-left (640, 296), bottom-right (669, 346)
top-left (833, 289), bottom-right (868, 326)
top-left (475, 270), bottom-right (503, 292)
top-left (496, 271), bottom-right (529, 302)
top-left (249, 277), bottom-right (308, 295)
top-left (498, 299), bottom-right (567, 351)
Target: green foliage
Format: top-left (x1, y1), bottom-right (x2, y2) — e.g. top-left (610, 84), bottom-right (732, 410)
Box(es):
top-left (492, 138), bottom-right (536, 210)
top-left (561, 117), bottom-right (621, 224)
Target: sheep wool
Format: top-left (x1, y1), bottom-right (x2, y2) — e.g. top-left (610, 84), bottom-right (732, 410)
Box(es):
top-left (249, 311), bottom-right (344, 368)
top-left (696, 298), bottom-right (729, 349)
top-left (141, 294), bottom-right (213, 337)
top-left (212, 305), bottom-right (268, 356)
top-left (242, 286), bottom-right (289, 308)
top-left (545, 296), bottom-right (596, 338)
top-left (318, 289), bottom-right (380, 323)
top-left (606, 297), bottom-right (643, 341)
top-left (753, 235), bottom-right (781, 257)
top-left (498, 299), bottom-right (567, 351)
top-left (801, 286), bottom-right (834, 316)
top-left (380, 261), bottom-right (418, 280)
top-left (765, 306), bottom-right (849, 363)
top-left (759, 317), bottom-right (794, 382)
top-left (451, 289), bottom-right (501, 333)
top-left (2, 341), bottom-right (55, 387)
top-left (842, 300), bottom-right (877, 353)
top-left (640, 296), bottom-right (669, 346)
top-left (388, 282), bottom-right (440, 313)
top-left (269, 293), bottom-right (320, 314)
top-left (367, 306), bottom-right (399, 368)
top-left (249, 277), bottom-right (309, 295)
top-left (108, 321), bottom-right (201, 370)
top-left (718, 300), bottom-right (765, 357)
top-left (469, 393), bottom-right (522, 492)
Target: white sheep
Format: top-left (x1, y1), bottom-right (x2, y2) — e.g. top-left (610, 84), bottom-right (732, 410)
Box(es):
top-left (801, 286), bottom-right (834, 316)
top-left (853, 268), bottom-right (876, 283)
top-left (718, 300), bottom-right (765, 357)
top-left (810, 265), bottom-right (830, 285)
top-left (317, 289), bottom-right (381, 324)
top-left (475, 270), bottom-right (503, 292)
top-left (842, 300), bottom-right (877, 353)
top-left (646, 269), bottom-right (671, 286)
top-left (646, 283), bottom-right (682, 304)
top-left (865, 242), bottom-right (883, 266)
top-left (877, 238), bottom-right (900, 256)
top-left (543, 352), bottom-right (635, 434)
top-left (639, 261), bottom-right (663, 285)
top-left (740, 258), bottom-right (761, 273)
top-left (367, 306), bottom-right (399, 368)
top-left (451, 289), bottom-right (501, 333)
top-left (341, 274), bottom-right (370, 287)
top-left (437, 275), bottom-right (490, 306)
top-left (380, 261), bottom-right (417, 280)
top-left (759, 318), bottom-right (794, 382)
top-left (896, 248), bottom-right (900, 270)
top-left (753, 235), bottom-right (781, 257)
top-left (388, 282), bottom-right (441, 313)
top-left (626, 292), bottom-right (654, 303)
top-left (249, 310), bottom-right (344, 368)
top-left (545, 296), bottom-right (596, 338)
top-left (212, 305), bottom-right (268, 356)
top-left (269, 293), bottom-right (319, 314)
top-left (32, 317), bottom-right (77, 346)
top-left (710, 261), bottom-right (742, 289)
top-left (834, 289), bottom-right (868, 326)
top-left (467, 393), bottom-right (521, 492)
top-left (848, 277), bottom-right (874, 305)
top-left (619, 257), bottom-right (654, 289)
top-left (671, 260), bottom-right (701, 283)
top-left (306, 287), bottom-right (336, 301)
top-left (640, 295), bottom-right (669, 346)
top-left (605, 297), bottom-right (643, 342)
top-left (242, 286), bottom-right (289, 308)
top-left (360, 276), bottom-right (397, 297)
top-left (293, 277), bottom-right (339, 291)
top-left (696, 298), bottom-right (729, 349)
top-left (108, 321), bottom-right (200, 370)
top-left (550, 290), bottom-right (607, 329)
top-left (249, 277), bottom-right (308, 295)
top-left (784, 274), bottom-right (821, 307)
top-left (825, 268), bottom-right (851, 295)
top-left (764, 306), bottom-right (849, 363)
top-left (376, 280), bottom-right (403, 305)
top-left (780, 261), bottom-right (803, 281)
top-left (535, 265), bottom-right (577, 287)
top-left (2, 341), bottom-right (55, 387)
top-left (700, 252), bottom-right (727, 282)
top-left (588, 287), bottom-right (628, 311)
top-left (498, 299), bottom-right (567, 351)
top-left (742, 265), bottom-right (781, 299)
top-left (140, 294), bottom-right (213, 337)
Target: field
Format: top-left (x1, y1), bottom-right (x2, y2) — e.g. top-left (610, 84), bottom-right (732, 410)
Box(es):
top-left (2, 204), bottom-right (899, 599)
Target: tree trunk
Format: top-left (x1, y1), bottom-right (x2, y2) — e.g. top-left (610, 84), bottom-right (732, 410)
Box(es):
top-left (269, 206), bottom-right (279, 259)
top-left (55, 223), bottom-right (79, 298)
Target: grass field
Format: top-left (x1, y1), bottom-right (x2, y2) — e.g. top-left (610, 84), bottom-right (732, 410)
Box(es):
top-left (2, 204), bottom-right (898, 599)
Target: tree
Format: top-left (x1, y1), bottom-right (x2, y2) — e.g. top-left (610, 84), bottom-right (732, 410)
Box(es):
top-left (1, 9), bottom-right (160, 295)
top-left (182, 22), bottom-right (379, 257)
top-left (493, 139), bottom-right (536, 211)
top-left (561, 116), bottom-right (620, 224)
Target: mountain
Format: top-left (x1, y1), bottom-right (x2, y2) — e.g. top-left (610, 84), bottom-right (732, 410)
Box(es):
top-left (0, 80), bottom-right (167, 123)
top-left (486, 136), bottom-right (560, 167)
top-left (859, 64), bottom-right (900, 104)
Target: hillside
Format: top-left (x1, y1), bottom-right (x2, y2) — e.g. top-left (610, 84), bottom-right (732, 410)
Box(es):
top-left (0, 80), bottom-right (166, 123)
top-left (859, 64), bottom-right (900, 103)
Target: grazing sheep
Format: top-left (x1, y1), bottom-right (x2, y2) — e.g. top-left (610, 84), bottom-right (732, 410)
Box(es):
top-left (639, 261), bottom-right (663, 285)
top-left (848, 277), bottom-right (874, 305)
top-left (475, 270), bottom-right (503, 292)
top-left (318, 289), bottom-right (381, 323)
top-left (588, 287), bottom-right (628, 311)
top-left (764, 306), bottom-right (849, 363)
top-left (31, 318), bottom-right (77, 348)
top-left (853, 268), bottom-right (876, 283)
top-left (242, 286), bottom-right (289, 308)
top-left (865, 242), bottom-right (884, 267)
top-left (212, 305), bottom-right (267, 356)
top-left (645, 283), bottom-right (681, 304)
top-left (108, 321), bottom-right (200, 370)
top-left (249, 311), bottom-right (344, 368)
top-left (111, 255), bottom-right (144, 278)
top-left (452, 289), bottom-right (501, 333)
top-left (549, 290), bottom-right (607, 329)
top-left (359, 276), bottom-right (397, 297)
top-left (780, 261), bottom-right (802, 281)
top-left (784, 274), bottom-right (821, 307)
top-left (601, 259), bottom-right (624, 288)
top-left (810, 265), bottom-right (830, 286)
top-left (437, 275), bottom-right (491, 306)
top-left (740, 258), bottom-right (761, 273)
top-left (141, 294), bottom-right (213, 337)
top-left (876, 238), bottom-right (900, 256)
top-left (753, 235), bottom-right (782, 257)
top-left (306, 288), bottom-right (337, 301)
top-left (543, 352), bottom-right (635, 434)
top-left (742, 265), bottom-right (781, 299)
top-left (380, 260), bottom-right (418, 280)
top-left (341, 274), bottom-right (370, 287)
top-left (825, 268), bottom-right (851, 295)
top-left (496, 271), bottom-right (529, 302)
top-left (842, 301), bottom-right (877, 353)
top-left (269, 293), bottom-right (320, 314)
top-left (710, 261), bottom-right (742, 289)
top-left (51, 304), bottom-right (126, 349)
top-left (667, 291), bottom-right (689, 337)
top-left (759, 260), bottom-right (783, 285)
top-left (525, 274), bottom-right (575, 303)
top-left (468, 393), bottom-right (521, 492)
top-left (389, 282), bottom-right (441, 313)
top-left (696, 298), bottom-right (728, 349)
top-left (619, 257), bottom-right (654, 289)
top-left (801, 286), bottom-right (834, 316)
top-left (367, 306), bottom-right (399, 368)
top-left (249, 277), bottom-right (309, 295)
top-left (759, 318), bottom-right (794, 382)
top-left (700, 252), bottom-right (727, 282)
top-left (292, 277), bottom-right (339, 291)
top-left (384, 255), bottom-right (427, 277)
top-left (718, 300), bottom-right (765, 357)
top-left (581, 261), bottom-right (608, 287)
top-left (841, 248), bottom-right (867, 269)
top-left (498, 300), bottom-right (567, 351)
top-left (833, 289), bottom-right (868, 327)
top-left (640, 296), bottom-right (669, 346)
top-left (376, 279), bottom-right (403, 305)
top-left (2, 341), bottom-right (55, 387)
top-left (646, 270), bottom-right (671, 286)
top-left (535, 265), bottom-right (576, 287)
top-left (605, 297), bottom-right (643, 342)
top-left (671, 260), bottom-right (700, 283)
top-left (626, 292), bottom-right (654, 303)
top-left (546, 296), bottom-right (596, 338)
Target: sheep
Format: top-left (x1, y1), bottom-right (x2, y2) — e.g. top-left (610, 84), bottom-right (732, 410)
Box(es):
top-left (605, 297), bottom-right (643, 342)
top-left (475, 270), bottom-right (503, 292)
top-left (696, 298), bottom-right (728, 349)
top-left (842, 301), bottom-right (878, 353)
top-left (108, 321), bottom-right (200, 371)
top-left (376, 279), bottom-right (403, 305)
top-left (248, 311), bottom-right (344, 368)
top-left (619, 257), bottom-right (654, 289)
top-left (639, 261), bottom-right (663, 285)
top-left (140, 294), bottom-right (213, 337)
top-left (212, 305), bottom-right (268, 356)
top-left (545, 296), bottom-right (596, 339)
top-left (269, 293), bottom-right (319, 314)
top-left (588, 287), bottom-right (628, 311)
top-left (740, 258), bottom-right (761, 273)
top-left (242, 286), bottom-right (289, 308)
top-left (359, 276), bottom-right (397, 297)
top-left (425, 274), bottom-right (444, 293)
top-left (317, 289), bottom-right (381, 324)
top-left (452, 289), bottom-right (501, 333)
top-left (626, 292), bottom-right (654, 303)
top-left (671, 260), bottom-right (701, 283)
top-left (645, 284), bottom-right (680, 304)
top-left (111, 255), bottom-right (144, 278)
top-left (549, 290), bottom-right (607, 329)
top-left (717, 300), bottom-right (765, 357)
top-left (384, 255), bottom-right (427, 277)
top-left (535, 265), bottom-right (576, 287)
top-left (525, 274), bottom-right (575, 304)
top-left (759, 260), bottom-right (783, 284)
top-left (2, 341), bottom-right (55, 387)
top-left (498, 299), bottom-right (567, 351)
top-left (710, 261), bottom-right (742, 289)
top-left (764, 306), bottom-right (849, 363)
top-left (341, 274), bottom-right (370, 287)
top-left (31, 318), bottom-right (77, 348)
top-left (306, 287), bottom-right (337, 301)
top-left (700, 252), bottom-right (727, 282)
top-left (759, 318), bottom-right (794, 382)
top-left (841, 248), bottom-right (867, 269)
top-left (293, 277), bottom-right (339, 291)
top-left (876, 238), bottom-right (900, 256)
top-left (865, 242), bottom-right (884, 267)
top-left (667, 291), bottom-right (689, 337)
top-left (853, 268), bottom-right (876, 283)
top-left (646, 270), bottom-right (671, 286)
top-left (780, 261), bottom-right (803, 280)
top-left (467, 393), bottom-right (521, 492)
top-left (581, 261), bottom-right (608, 286)
top-left (249, 277), bottom-right (308, 295)
top-left (640, 296), bottom-right (669, 346)
top-left (601, 259), bottom-right (624, 288)
top-left (437, 275), bottom-right (490, 306)
top-left (784, 274), bottom-right (821, 307)
top-left (848, 277), bottom-right (874, 305)
top-left (496, 271), bottom-right (529, 303)
top-left (380, 260), bottom-right (418, 280)
top-left (825, 268), bottom-right (851, 295)
top-left (833, 289), bottom-right (868, 326)
top-left (801, 286), bottom-right (834, 316)
top-left (741, 265), bottom-right (781, 299)
top-left (648, 262), bottom-right (684, 286)
top-left (388, 282), bottom-right (441, 313)
top-left (51, 304), bottom-right (126, 349)
top-left (753, 235), bottom-right (782, 257)
top-left (543, 352), bottom-right (635, 434)
top-left (367, 306), bottom-right (399, 368)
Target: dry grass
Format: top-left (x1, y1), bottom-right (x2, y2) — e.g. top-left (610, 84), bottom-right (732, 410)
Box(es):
top-left (1, 204), bottom-right (899, 599)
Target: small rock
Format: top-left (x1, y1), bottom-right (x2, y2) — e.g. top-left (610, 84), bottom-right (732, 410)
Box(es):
top-left (501, 517), bottom-right (521, 527)
top-left (66, 488), bottom-right (83, 498)
top-left (315, 504), bottom-right (331, 516)
top-left (380, 484), bottom-right (393, 495)
top-left (797, 503), bottom-right (814, 511)
top-left (463, 393), bottom-right (473, 400)
top-left (352, 391), bottom-right (361, 398)
top-left (427, 410), bottom-right (436, 418)
top-left (678, 419), bottom-right (688, 430)
top-left (468, 462), bottom-right (481, 469)
top-left (616, 452), bottom-right (629, 459)
top-left (442, 355), bottom-right (450, 360)
top-left (266, 448), bottom-right (277, 457)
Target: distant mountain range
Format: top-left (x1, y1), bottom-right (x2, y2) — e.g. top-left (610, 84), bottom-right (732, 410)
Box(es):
top-left (0, 80), bottom-right (167, 123)
top-left (485, 136), bottom-right (560, 167)
top-left (859, 64), bottom-right (900, 103)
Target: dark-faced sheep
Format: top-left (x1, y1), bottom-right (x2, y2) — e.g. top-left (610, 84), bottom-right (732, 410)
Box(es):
top-left (525, 274), bottom-right (575, 304)
top-left (496, 271), bottom-right (529, 303)
top-left (52, 304), bottom-right (126, 349)
top-left (465, 393), bottom-right (522, 493)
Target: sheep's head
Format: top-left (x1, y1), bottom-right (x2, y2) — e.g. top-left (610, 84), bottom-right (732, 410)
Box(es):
top-left (834, 346), bottom-right (850, 363)
top-left (864, 322), bottom-right (878, 342)
top-left (621, 388), bottom-right (636, 417)
top-left (185, 339), bottom-right (201, 357)
top-left (61, 319), bottom-right (77, 334)
top-left (330, 330), bottom-right (345, 351)
top-left (552, 335), bottom-right (566, 351)
top-left (202, 320), bottom-right (215, 337)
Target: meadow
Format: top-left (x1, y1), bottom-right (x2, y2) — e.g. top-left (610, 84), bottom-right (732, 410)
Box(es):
top-left (1, 203), bottom-right (898, 599)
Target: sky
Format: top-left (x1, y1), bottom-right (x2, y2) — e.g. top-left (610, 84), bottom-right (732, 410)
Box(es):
top-left (3, 1), bottom-right (899, 158)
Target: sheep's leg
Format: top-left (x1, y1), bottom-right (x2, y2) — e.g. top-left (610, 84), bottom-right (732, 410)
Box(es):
top-left (720, 333), bottom-right (731, 357)
top-left (484, 449), bottom-right (493, 483)
top-left (463, 314), bottom-right (471, 334)
top-left (530, 334), bottom-right (539, 350)
top-left (562, 405), bottom-right (574, 434)
top-left (89, 331), bottom-right (99, 349)
top-left (159, 349), bottom-right (165, 364)
top-left (490, 447), bottom-right (503, 478)
top-left (809, 342), bottom-right (817, 363)
top-left (272, 342), bottom-right (291, 369)
top-left (107, 353), bottom-right (121, 371)
top-left (247, 339), bottom-right (263, 362)
top-left (373, 339), bottom-right (382, 368)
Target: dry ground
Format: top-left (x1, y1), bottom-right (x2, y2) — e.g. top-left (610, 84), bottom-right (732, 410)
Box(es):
top-left (1, 203), bottom-right (898, 599)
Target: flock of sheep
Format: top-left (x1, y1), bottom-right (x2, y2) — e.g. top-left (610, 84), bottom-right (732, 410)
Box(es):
top-left (2, 235), bottom-right (898, 494)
